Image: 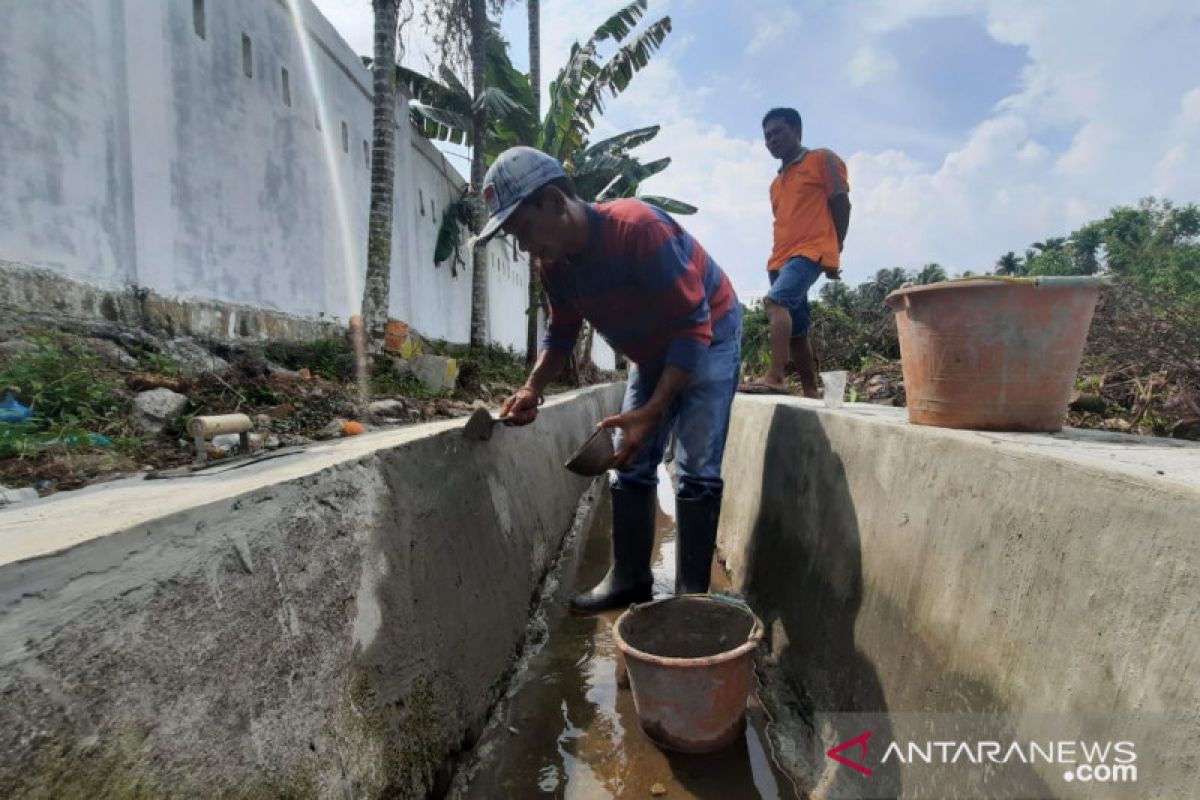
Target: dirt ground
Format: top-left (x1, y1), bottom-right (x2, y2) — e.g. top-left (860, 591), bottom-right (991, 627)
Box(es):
top-left (0, 327), bottom-right (614, 496)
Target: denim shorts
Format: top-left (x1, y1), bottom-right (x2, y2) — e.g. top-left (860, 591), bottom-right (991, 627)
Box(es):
top-left (766, 255), bottom-right (823, 337)
top-left (612, 305), bottom-right (743, 500)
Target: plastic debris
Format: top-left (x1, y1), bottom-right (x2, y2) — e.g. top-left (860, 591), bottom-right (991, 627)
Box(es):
top-left (36, 432), bottom-right (114, 448)
top-left (0, 393), bottom-right (32, 424)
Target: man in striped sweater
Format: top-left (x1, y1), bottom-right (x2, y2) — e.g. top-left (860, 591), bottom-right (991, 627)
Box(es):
top-left (476, 147), bottom-right (743, 613)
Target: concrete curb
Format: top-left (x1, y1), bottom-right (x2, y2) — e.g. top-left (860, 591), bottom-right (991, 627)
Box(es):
top-left (0, 384), bottom-right (623, 798)
top-left (719, 396), bottom-right (1200, 798)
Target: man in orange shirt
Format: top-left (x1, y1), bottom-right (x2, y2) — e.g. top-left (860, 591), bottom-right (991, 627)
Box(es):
top-left (752, 107), bottom-right (850, 397)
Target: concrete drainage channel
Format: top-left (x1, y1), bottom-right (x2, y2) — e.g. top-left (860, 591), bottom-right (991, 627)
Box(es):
top-left (447, 466), bottom-right (802, 799)
top-left (3, 386), bottom-right (1199, 797)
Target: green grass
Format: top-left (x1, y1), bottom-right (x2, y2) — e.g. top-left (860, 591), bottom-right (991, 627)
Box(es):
top-left (0, 333), bottom-right (134, 457)
top-left (265, 337), bottom-right (357, 383)
top-left (137, 349), bottom-right (180, 377)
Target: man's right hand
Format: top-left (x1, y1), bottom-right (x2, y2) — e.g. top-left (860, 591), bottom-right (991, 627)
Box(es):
top-left (500, 386), bottom-right (542, 426)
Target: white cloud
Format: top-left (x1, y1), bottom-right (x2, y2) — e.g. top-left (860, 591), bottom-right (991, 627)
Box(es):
top-left (1052, 123), bottom-right (1119, 178)
top-left (1153, 86), bottom-right (1200, 199)
top-left (595, 51), bottom-right (777, 295)
top-left (834, 0), bottom-right (1200, 280)
top-left (746, 9), bottom-right (802, 56)
top-left (846, 46), bottom-right (898, 88)
top-left (309, 0), bottom-right (1200, 291)
top-left (858, 0), bottom-right (983, 34)
top-left (1015, 140), bottom-right (1049, 167)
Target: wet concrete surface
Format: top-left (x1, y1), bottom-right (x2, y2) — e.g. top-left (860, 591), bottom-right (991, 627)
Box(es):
top-left (461, 467), bottom-right (803, 799)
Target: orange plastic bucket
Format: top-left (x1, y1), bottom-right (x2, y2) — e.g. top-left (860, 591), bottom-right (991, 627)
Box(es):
top-left (614, 595), bottom-right (764, 753)
top-left (885, 277), bottom-right (1103, 432)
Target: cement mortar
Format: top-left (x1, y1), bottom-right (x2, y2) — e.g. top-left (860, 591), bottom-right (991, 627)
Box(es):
top-left (0, 385), bottom-right (623, 798)
top-left (719, 396), bottom-right (1200, 799)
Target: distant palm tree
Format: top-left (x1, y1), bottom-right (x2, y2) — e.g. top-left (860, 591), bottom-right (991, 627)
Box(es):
top-left (1032, 237), bottom-right (1067, 253)
top-left (994, 251), bottom-right (1022, 276)
top-left (819, 280), bottom-right (852, 310)
top-left (878, 266), bottom-right (911, 292)
top-left (857, 267), bottom-right (910, 308)
top-left (916, 263), bottom-right (947, 285)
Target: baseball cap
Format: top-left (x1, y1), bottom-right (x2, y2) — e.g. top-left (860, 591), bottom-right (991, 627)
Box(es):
top-left (473, 146), bottom-right (567, 247)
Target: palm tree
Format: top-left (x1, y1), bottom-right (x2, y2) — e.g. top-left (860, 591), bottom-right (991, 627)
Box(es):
top-left (994, 250), bottom-right (1022, 276)
top-left (361, 0), bottom-right (402, 353)
top-left (525, 0), bottom-right (541, 365)
top-left (915, 262), bottom-right (947, 285)
top-left (468, 0), bottom-right (488, 348)
top-left (418, 0), bottom-right (514, 348)
top-left (1032, 237), bottom-right (1067, 253)
top-left (527, 0), bottom-right (540, 117)
top-left (858, 267), bottom-right (910, 309)
top-left (819, 280), bottom-right (853, 311)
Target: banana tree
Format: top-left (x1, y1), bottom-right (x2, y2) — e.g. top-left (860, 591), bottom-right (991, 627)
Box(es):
top-left (402, 0), bottom-right (694, 371)
top-left (399, 1), bottom-right (694, 213)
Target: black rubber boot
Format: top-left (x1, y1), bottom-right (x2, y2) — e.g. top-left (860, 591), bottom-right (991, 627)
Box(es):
top-left (675, 493), bottom-right (721, 595)
top-left (571, 484), bottom-right (657, 614)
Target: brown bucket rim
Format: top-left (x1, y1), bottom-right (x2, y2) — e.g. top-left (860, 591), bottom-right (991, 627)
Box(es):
top-left (885, 275), bottom-right (1106, 308)
top-left (612, 595), bottom-right (764, 668)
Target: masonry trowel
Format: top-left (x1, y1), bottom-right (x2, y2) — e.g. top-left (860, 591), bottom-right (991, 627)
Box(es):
top-left (462, 407), bottom-right (519, 442)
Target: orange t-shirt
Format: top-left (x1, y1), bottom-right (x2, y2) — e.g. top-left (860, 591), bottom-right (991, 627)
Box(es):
top-left (768, 147), bottom-right (849, 270)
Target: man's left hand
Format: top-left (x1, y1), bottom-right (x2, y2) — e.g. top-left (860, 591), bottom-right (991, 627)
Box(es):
top-left (597, 404), bottom-right (664, 469)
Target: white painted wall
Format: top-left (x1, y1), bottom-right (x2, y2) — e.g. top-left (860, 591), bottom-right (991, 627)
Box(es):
top-left (0, 0), bottom-right (136, 288)
top-left (0, 0), bottom-right (556, 356)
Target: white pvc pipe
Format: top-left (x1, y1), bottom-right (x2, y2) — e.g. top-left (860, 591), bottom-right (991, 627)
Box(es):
top-left (187, 414), bottom-right (253, 438)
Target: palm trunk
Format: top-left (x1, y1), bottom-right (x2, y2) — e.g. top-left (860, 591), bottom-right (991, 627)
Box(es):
top-left (468, 0), bottom-right (489, 349)
top-left (571, 321), bottom-right (595, 385)
top-left (524, 0), bottom-right (541, 365)
top-left (528, 0), bottom-right (540, 115)
top-left (361, 0), bottom-right (401, 353)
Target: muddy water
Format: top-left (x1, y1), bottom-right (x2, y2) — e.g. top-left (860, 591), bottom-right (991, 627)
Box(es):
top-left (461, 468), bottom-right (802, 799)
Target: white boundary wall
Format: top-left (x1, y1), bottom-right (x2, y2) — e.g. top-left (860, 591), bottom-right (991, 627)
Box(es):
top-left (0, 0), bottom-right (619, 367)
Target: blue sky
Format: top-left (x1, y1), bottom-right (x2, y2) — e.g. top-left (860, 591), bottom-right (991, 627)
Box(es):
top-left (312, 0), bottom-right (1200, 300)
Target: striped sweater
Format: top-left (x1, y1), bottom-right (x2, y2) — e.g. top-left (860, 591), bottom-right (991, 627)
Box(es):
top-left (539, 199), bottom-right (738, 372)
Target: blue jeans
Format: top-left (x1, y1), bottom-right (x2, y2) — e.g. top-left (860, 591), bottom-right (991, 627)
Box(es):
top-left (766, 255), bottom-right (823, 337)
top-left (613, 307), bottom-right (742, 500)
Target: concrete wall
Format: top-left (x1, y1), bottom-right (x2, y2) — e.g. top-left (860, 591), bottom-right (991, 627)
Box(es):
top-left (0, 0), bottom-right (537, 351)
top-left (0, 384), bottom-right (624, 798)
top-left (0, 0), bottom-right (136, 288)
top-left (719, 398), bottom-right (1200, 799)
